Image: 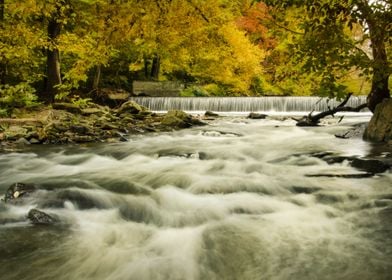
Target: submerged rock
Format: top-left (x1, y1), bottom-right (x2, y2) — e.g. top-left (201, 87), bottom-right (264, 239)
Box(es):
top-left (303, 152), bottom-right (390, 175)
top-left (27, 209), bottom-right (58, 225)
top-left (306, 173), bottom-right (374, 178)
top-left (351, 158), bottom-right (390, 174)
top-left (4, 183), bottom-right (36, 203)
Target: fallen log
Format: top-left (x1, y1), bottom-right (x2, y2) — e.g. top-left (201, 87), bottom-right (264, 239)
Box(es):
top-left (294, 93), bottom-right (368, 126)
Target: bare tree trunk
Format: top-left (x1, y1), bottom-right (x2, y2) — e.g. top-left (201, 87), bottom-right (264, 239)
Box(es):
top-left (92, 64), bottom-right (101, 90)
top-left (45, 18), bottom-right (62, 102)
top-left (150, 55), bottom-right (160, 80)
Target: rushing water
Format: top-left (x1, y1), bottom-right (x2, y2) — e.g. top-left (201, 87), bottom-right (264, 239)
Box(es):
top-left (0, 114), bottom-right (391, 280)
top-left (129, 96), bottom-right (368, 112)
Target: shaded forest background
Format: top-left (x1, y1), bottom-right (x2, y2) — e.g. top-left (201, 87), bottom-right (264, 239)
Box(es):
top-left (0, 0), bottom-right (390, 111)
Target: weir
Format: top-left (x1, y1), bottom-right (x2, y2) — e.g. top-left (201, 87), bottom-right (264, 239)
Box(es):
top-left (129, 96), bottom-right (368, 112)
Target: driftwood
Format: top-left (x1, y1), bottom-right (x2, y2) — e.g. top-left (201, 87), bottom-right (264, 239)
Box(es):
top-left (294, 93), bottom-right (368, 126)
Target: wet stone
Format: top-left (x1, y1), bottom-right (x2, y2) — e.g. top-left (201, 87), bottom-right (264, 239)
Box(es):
top-left (375, 199), bottom-right (392, 208)
top-left (4, 183), bottom-right (36, 203)
top-left (247, 112), bottom-right (268, 119)
top-left (351, 158), bottom-right (390, 174)
top-left (27, 209), bottom-right (58, 225)
top-left (205, 111), bottom-right (219, 117)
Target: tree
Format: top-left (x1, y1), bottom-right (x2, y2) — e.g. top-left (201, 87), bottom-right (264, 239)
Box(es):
top-left (0, 0), bottom-right (5, 85)
top-left (1, 0), bottom-right (267, 101)
top-left (262, 0), bottom-right (391, 111)
top-left (45, 0), bottom-right (70, 102)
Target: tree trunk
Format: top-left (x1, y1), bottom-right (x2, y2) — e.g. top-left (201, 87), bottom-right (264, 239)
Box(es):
top-left (0, 0), bottom-right (3, 22)
top-left (92, 64), bottom-right (101, 90)
top-left (45, 18), bottom-right (62, 102)
top-left (150, 55), bottom-right (160, 80)
top-left (366, 19), bottom-right (390, 112)
top-left (0, 0), bottom-right (6, 85)
top-left (144, 58), bottom-right (150, 79)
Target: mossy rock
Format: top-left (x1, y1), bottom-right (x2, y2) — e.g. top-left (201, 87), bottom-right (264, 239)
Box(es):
top-left (117, 101), bottom-right (149, 115)
top-left (4, 126), bottom-right (28, 140)
top-left (161, 110), bottom-right (193, 128)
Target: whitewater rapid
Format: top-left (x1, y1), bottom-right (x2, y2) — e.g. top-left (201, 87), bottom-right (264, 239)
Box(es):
top-left (0, 114), bottom-right (391, 280)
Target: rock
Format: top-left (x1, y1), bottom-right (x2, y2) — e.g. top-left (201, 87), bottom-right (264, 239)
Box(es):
top-left (161, 110), bottom-right (193, 128)
top-left (335, 124), bottom-right (366, 139)
top-left (98, 121), bottom-right (119, 130)
top-left (27, 209), bottom-right (58, 225)
top-left (205, 111), bottom-right (219, 117)
top-left (306, 173), bottom-right (374, 178)
top-left (52, 103), bottom-right (82, 114)
top-left (70, 125), bottom-right (91, 135)
top-left (81, 108), bottom-right (105, 116)
top-left (350, 158), bottom-right (390, 174)
top-left (4, 125), bottom-right (28, 140)
top-left (375, 199), bottom-right (392, 207)
top-left (363, 98), bottom-right (392, 142)
top-left (134, 111), bottom-right (153, 120)
top-left (248, 112), bottom-right (268, 119)
top-left (114, 131), bottom-right (128, 142)
top-left (15, 137), bottom-right (31, 145)
top-left (290, 186), bottom-right (321, 194)
top-left (29, 138), bottom-right (41, 144)
top-left (117, 101), bottom-right (149, 115)
top-left (72, 135), bottom-right (95, 143)
top-left (4, 182), bottom-right (36, 203)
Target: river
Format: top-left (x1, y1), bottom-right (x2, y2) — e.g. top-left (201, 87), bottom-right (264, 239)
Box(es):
top-left (0, 113), bottom-right (391, 280)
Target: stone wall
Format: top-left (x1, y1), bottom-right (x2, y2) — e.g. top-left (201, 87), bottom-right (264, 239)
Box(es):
top-left (363, 98), bottom-right (392, 142)
top-left (132, 81), bottom-right (184, 97)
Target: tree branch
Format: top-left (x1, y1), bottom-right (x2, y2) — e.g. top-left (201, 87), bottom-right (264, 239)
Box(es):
top-left (269, 18), bottom-right (304, 35)
top-left (185, 0), bottom-right (209, 23)
top-left (296, 93), bottom-right (368, 126)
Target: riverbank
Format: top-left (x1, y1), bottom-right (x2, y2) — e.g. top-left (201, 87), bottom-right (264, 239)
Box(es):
top-left (0, 101), bottom-right (206, 152)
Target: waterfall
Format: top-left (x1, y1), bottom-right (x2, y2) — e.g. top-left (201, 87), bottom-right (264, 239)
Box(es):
top-left (129, 96), bottom-right (368, 112)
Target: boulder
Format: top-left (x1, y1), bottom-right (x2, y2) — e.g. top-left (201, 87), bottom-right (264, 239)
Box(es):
top-left (4, 182), bottom-right (36, 203)
top-left (161, 110), bottom-right (206, 128)
top-left (161, 110), bottom-right (193, 128)
top-left (27, 209), bottom-right (58, 225)
top-left (117, 101), bottom-right (149, 115)
top-left (205, 111), bottom-right (219, 117)
top-left (4, 125), bottom-right (28, 140)
top-left (248, 112), bottom-right (268, 119)
top-left (363, 98), bottom-right (392, 142)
